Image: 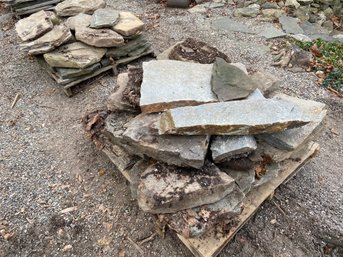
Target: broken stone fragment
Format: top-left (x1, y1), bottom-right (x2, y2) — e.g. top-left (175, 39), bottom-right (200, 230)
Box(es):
top-left (43, 42), bottom-right (106, 69)
top-left (159, 99), bottom-right (311, 136)
top-left (246, 89), bottom-right (265, 100)
top-left (211, 58), bottom-right (258, 101)
top-left (15, 10), bottom-right (54, 41)
top-left (65, 13), bottom-right (92, 31)
top-left (137, 162), bottom-right (236, 213)
top-left (140, 60), bottom-right (218, 113)
top-left (121, 113), bottom-right (209, 168)
top-left (90, 8), bottom-right (120, 28)
top-left (20, 24), bottom-right (72, 55)
top-left (211, 136), bottom-right (257, 163)
top-left (107, 73), bottom-right (133, 112)
top-left (259, 94), bottom-right (327, 150)
top-left (106, 36), bottom-right (150, 60)
top-left (113, 12), bottom-right (144, 37)
top-left (249, 71), bottom-right (281, 96)
top-left (55, 0), bottom-right (106, 16)
top-left (56, 63), bottom-right (101, 79)
top-left (223, 168), bottom-right (255, 194)
top-left (253, 163), bottom-right (280, 188)
top-left (75, 27), bottom-right (124, 48)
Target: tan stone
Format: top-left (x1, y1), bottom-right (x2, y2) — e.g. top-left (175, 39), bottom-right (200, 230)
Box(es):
top-left (55, 0), bottom-right (106, 17)
top-left (75, 27), bottom-right (124, 48)
top-left (113, 12), bottom-right (144, 37)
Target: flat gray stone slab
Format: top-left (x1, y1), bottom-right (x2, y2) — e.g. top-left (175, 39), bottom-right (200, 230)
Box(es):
top-left (122, 113), bottom-right (209, 168)
top-left (20, 24), bottom-right (72, 55)
top-left (44, 42), bottom-right (106, 68)
top-left (56, 63), bottom-right (101, 79)
top-left (279, 15), bottom-right (304, 34)
top-left (90, 8), bottom-right (120, 28)
top-left (159, 99), bottom-right (311, 136)
top-left (75, 27), bottom-right (124, 47)
top-left (65, 13), bottom-right (92, 31)
top-left (211, 135), bottom-right (257, 163)
top-left (258, 25), bottom-right (286, 39)
top-left (55, 0), bottom-right (106, 16)
top-left (137, 162), bottom-right (236, 213)
top-left (222, 168), bottom-right (255, 194)
top-left (259, 94), bottom-right (326, 150)
top-left (15, 10), bottom-right (54, 41)
top-left (212, 18), bottom-right (255, 34)
top-left (140, 60), bottom-right (218, 113)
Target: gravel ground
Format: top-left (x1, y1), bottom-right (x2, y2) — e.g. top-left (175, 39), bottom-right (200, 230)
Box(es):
top-left (0, 1), bottom-right (342, 257)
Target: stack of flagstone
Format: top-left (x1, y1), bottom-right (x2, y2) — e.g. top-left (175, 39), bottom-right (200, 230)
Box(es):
top-left (84, 40), bottom-right (326, 238)
top-left (8, 0), bottom-right (63, 16)
top-left (14, 0), bottom-right (152, 93)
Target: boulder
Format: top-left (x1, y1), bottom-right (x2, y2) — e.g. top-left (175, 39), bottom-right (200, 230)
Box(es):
top-left (113, 12), bottom-right (144, 37)
top-left (75, 27), bottom-right (124, 47)
top-left (55, 0), bottom-right (106, 16)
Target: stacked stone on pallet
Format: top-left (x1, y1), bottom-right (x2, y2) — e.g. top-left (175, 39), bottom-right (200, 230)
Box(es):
top-left (8, 0), bottom-right (63, 16)
top-left (14, 0), bottom-right (153, 94)
top-left (85, 39), bottom-right (326, 238)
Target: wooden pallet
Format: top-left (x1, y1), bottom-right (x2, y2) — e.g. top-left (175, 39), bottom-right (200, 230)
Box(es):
top-left (36, 50), bottom-right (154, 97)
top-left (177, 142), bottom-right (320, 257)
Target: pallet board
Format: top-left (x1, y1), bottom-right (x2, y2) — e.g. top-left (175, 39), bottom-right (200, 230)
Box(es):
top-left (177, 142), bottom-right (320, 257)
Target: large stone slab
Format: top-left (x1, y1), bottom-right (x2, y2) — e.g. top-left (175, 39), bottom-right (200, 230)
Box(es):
top-left (55, 0), bottom-right (106, 16)
top-left (65, 13), bottom-right (92, 31)
top-left (211, 58), bottom-right (257, 101)
top-left (137, 162), bottom-right (236, 213)
top-left (90, 8), bottom-right (120, 28)
top-left (140, 60), bottom-right (218, 113)
top-left (159, 99), bottom-right (311, 135)
top-left (15, 10), bottom-right (54, 41)
top-left (258, 25), bottom-right (286, 39)
top-left (212, 18), bottom-right (255, 34)
top-left (43, 42), bottom-right (106, 68)
top-left (211, 135), bottom-right (257, 163)
top-left (20, 24), bottom-right (72, 55)
top-left (121, 113), bottom-right (209, 168)
top-left (279, 15), bottom-right (304, 34)
top-left (75, 27), bottom-right (124, 47)
top-left (113, 12), bottom-right (144, 37)
top-left (259, 94), bottom-right (327, 150)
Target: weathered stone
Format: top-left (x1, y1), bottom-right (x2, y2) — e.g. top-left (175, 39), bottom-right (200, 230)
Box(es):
top-left (222, 168), bottom-right (255, 193)
top-left (15, 10), bottom-right (54, 41)
top-left (55, 0), bottom-right (106, 16)
top-left (289, 33), bottom-right (312, 42)
top-left (249, 71), bottom-right (281, 95)
top-left (75, 27), bottom-right (124, 47)
top-left (211, 136), bottom-right (257, 163)
top-left (294, 6), bottom-right (310, 22)
top-left (202, 2), bottom-right (225, 8)
top-left (212, 17), bottom-right (255, 34)
top-left (56, 63), bottom-right (101, 79)
top-left (285, 0), bottom-right (301, 8)
top-left (279, 15), bottom-right (304, 34)
top-left (261, 2), bottom-right (279, 9)
top-left (139, 60), bottom-right (218, 113)
top-left (246, 89), bottom-right (265, 100)
top-left (90, 8), bottom-right (120, 28)
top-left (20, 24), bottom-right (72, 55)
top-left (159, 99), bottom-right (312, 135)
top-left (122, 113), bottom-right (209, 168)
top-left (258, 25), bottom-right (286, 39)
top-left (113, 12), bottom-right (144, 37)
top-left (43, 42), bottom-right (106, 68)
top-left (259, 94), bottom-right (327, 150)
top-left (137, 162), bottom-right (236, 213)
top-left (65, 13), bottom-right (92, 31)
top-left (188, 5), bottom-right (207, 13)
top-left (211, 58), bottom-right (257, 101)
top-left (234, 6), bottom-right (260, 17)
top-left (230, 62), bottom-right (248, 74)
top-left (107, 73), bottom-right (133, 112)
top-left (253, 163), bottom-right (280, 188)
top-left (166, 0), bottom-right (190, 8)
top-left (261, 9), bottom-right (285, 19)
top-left (106, 35), bottom-right (150, 59)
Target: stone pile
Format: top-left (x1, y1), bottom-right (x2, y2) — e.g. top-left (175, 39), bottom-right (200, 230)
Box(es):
top-left (7, 0), bottom-right (63, 16)
top-left (85, 39), bottom-right (326, 238)
top-left (14, 0), bottom-right (153, 95)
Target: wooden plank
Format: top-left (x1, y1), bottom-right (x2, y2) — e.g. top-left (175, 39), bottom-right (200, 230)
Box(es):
top-left (177, 142), bottom-right (320, 257)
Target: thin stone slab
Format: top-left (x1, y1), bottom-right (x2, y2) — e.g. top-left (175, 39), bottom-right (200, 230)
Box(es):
top-left (55, 63), bottom-right (101, 79)
top-left (113, 12), bottom-right (144, 37)
top-left (212, 18), bottom-right (255, 34)
top-left (20, 24), bottom-right (72, 55)
top-left (279, 15), bottom-right (304, 34)
top-left (211, 136), bottom-right (257, 163)
top-left (55, 0), bottom-right (106, 16)
top-left (121, 113), bottom-right (209, 168)
top-left (90, 8), bottom-right (120, 28)
top-left (211, 58), bottom-right (257, 101)
top-left (65, 13), bottom-right (92, 31)
top-left (75, 27), bottom-right (124, 48)
top-left (43, 42), bottom-right (106, 68)
top-left (140, 60), bottom-right (218, 113)
top-left (159, 99), bottom-right (311, 135)
top-left (15, 10), bottom-right (54, 41)
top-left (137, 162), bottom-right (236, 213)
top-left (259, 94), bottom-right (327, 150)
top-left (258, 25), bottom-right (286, 39)
top-left (222, 168), bottom-right (255, 194)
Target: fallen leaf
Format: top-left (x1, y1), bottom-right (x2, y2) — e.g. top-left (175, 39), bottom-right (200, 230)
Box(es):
top-left (118, 249), bottom-right (125, 257)
top-left (86, 113), bottom-right (100, 131)
top-left (98, 168), bottom-right (106, 176)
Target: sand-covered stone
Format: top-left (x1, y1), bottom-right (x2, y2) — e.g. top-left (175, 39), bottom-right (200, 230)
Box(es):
top-left (137, 162), bottom-right (236, 213)
top-left (15, 10), bottom-right (54, 41)
top-left (140, 60), bottom-right (218, 113)
top-left (43, 42), bottom-right (106, 68)
top-left (90, 8), bottom-right (120, 28)
top-left (55, 0), bottom-right (106, 17)
top-left (75, 27), bottom-right (124, 47)
top-left (159, 99), bottom-right (311, 135)
top-left (20, 24), bottom-right (72, 55)
top-left (65, 13), bottom-right (92, 31)
top-left (113, 12), bottom-right (144, 37)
